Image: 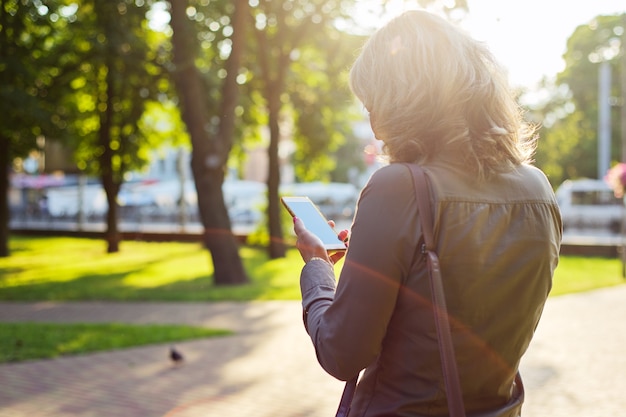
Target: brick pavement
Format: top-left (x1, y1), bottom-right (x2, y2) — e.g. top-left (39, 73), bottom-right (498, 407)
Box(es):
top-left (0, 286), bottom-right (625, 417)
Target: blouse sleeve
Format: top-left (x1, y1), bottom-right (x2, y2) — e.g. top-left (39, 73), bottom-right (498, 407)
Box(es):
top-left (300, 163), bottom-right (422, 381)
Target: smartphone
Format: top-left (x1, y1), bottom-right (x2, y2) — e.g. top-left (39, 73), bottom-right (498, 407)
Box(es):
top-left (281, 196), bottom-right (347, 251)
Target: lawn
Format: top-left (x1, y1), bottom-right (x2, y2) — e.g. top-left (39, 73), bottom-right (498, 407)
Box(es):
top-left (1, 236), bottom-right (623, 301)
top-left (0, 322), bottom-right (230, 363)
top-left (1, 236), bottom-right (624, 363)
top-left (0, 236), bottom-right (307, 301)
top-left (550, 255), bottom-right (625, 296)
top-left (0, 236), bottom-right (305, 362)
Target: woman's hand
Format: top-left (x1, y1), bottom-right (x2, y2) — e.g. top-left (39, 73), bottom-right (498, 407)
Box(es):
top-left (293, 217), bottom-right (349, 265)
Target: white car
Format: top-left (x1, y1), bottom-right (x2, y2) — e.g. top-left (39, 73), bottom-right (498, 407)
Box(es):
top-left (556, 178), bottom-right (626, 234)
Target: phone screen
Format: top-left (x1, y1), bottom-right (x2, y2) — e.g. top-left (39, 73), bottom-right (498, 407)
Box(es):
top-left (281, 196), bottom-right (347, 251)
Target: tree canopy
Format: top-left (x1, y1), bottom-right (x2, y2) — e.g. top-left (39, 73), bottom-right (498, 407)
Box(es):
top-left (0, 0), bottom-right (71, 256)
top-left (533, 14), bottom-right (625, 187)
top-left (53, 0), bottom-right (169, 252)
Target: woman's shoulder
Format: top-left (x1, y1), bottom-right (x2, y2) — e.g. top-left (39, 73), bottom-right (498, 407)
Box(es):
top-left (367, 163), bottom-right (413, 186)
top-left (514, 164), bottom-right (556, 192)
top-left (360, 163), bottom-right (415, 200)
top-left (517, 163), bottom-right (550, 181)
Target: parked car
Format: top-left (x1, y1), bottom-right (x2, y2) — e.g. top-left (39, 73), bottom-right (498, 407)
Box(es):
top-left (46, 183), bottom-right (108, 218)
top-left (555, 178), bottom-right (626, 234)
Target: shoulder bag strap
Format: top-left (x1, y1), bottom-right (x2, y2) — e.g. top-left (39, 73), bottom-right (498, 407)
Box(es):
top-left (335, 376), bottom-right (358, 417)
top-left (406, 163), bottom-right (467, 417)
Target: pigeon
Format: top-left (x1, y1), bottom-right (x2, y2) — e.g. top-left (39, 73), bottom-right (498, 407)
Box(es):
top-left (169, 346), bottom-right (184, 365)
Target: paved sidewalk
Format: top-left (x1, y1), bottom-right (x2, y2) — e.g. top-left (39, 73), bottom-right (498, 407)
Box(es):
top-left (0, 285), bottom-right (625, 417)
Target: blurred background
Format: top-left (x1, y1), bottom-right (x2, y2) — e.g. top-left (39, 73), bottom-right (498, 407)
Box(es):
top-left (3, 0), bottom-right (626, 278)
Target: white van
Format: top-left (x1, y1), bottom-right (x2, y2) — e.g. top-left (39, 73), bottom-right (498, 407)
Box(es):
top-left (555, 178), bottom-right (626, 234)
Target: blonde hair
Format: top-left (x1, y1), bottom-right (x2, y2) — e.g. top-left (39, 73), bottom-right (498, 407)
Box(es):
top-left (349, 10), bottom-right (537, 179)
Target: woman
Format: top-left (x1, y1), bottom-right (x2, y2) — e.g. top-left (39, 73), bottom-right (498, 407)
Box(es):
top-left (293, 9), bottom-right (562, 417)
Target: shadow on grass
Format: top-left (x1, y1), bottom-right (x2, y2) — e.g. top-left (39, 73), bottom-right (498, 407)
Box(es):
top-left (0, 242), bottom-right (303, 302)
top-left (0, 270), bottom-right (279, 302)
top-left (0, 249), bottom-right (299, 301)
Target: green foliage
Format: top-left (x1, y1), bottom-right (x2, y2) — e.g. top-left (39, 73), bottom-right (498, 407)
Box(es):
top-left (0, 322), bottom-right (230, 363)
top-left (0, 0), bottom-right (67, 159)
top-left (138, 100), bottom-right (190, 151)
top-left (175, 0), bottom-right (234, 125)
top-left (56, 0), bottom-right (169, 180)
top-left (533, 13), bottom-right (625, 186)
top-left (559, 15), bottom-right (623, 112)
top-left (238, 1), bottom-right (369, 184)
top-left (536, 110), bottom-right (597, 185)
top-left (288, 33), bottom-right (365, 182)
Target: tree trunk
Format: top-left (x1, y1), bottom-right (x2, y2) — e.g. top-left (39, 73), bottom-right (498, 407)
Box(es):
top-left (101, 172), bottom-right (120, 254)
top-left (621, 13), bottom-right (626, 163)
top-left (191, 154), bottom-right (248, 285)
top-left (254, 13), bottom-right (291, 260)
top-left (0, 136), bottom-right (10, 257)
top-left (267, 88), bottom-right (286, 258)
top-left (169, 0), bottom-right (248, 285)
top-left (97, 58), bottom-right (121, 254)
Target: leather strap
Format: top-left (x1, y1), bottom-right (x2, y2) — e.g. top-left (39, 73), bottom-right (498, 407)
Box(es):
top-left (406, 163), bottom-right (467, 417)
top-left (335, 376), bottom-right (358, 417)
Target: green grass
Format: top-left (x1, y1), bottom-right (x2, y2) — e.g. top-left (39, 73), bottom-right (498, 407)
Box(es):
top-left (0, 237), bottom-right (625, 301)
top-left (0, 236), bottom-right (296, 363)
top-left (551, 255), bottom-right (625, 296)
top-left (1, 236), bottom-right (624, 363)
top-left (0, 236), bottom-right (624, 301)
top-left (0, 236), bottom-right (307, 301)
top-left (0, 322), bottom-right (230, 363)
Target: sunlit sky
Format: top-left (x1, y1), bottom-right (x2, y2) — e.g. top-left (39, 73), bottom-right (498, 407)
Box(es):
top-left (149, 1), bottom-right (626, 89)
top-left (462, 0), bottom-right (626, 89)
top-left (352, 0), bottom-right (626, 88)
top-left (341, 0), bottom-right (626, 89)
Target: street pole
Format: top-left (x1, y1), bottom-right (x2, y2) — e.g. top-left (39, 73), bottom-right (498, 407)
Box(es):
top-left (621, 13), bottom-right (626, 163)
top-left (598, 61), bottom-right (611, 180)
top-left (621, 13), bottom-right (626, 278)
